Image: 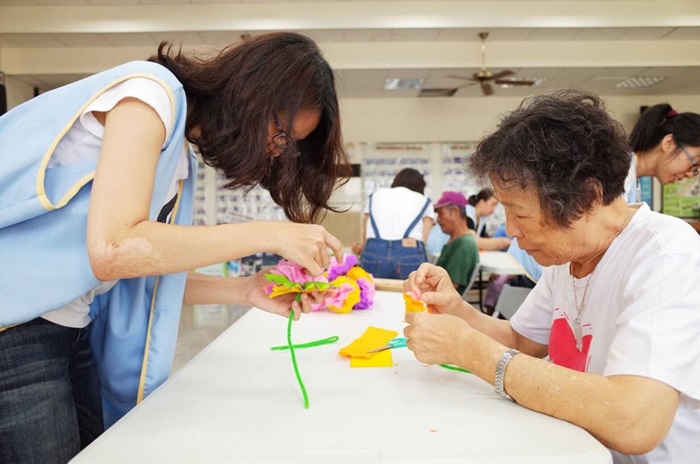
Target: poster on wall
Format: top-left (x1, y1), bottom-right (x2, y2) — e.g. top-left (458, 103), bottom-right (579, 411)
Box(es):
top-left (662, 176), bottom-right (700, 219)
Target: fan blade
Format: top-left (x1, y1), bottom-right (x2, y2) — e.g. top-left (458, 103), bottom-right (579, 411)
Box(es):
top-left (491, 70), bottom-right (515, 80)
top-left (446, 75), bottom-right (477, 82)
top-left (494, 79), bottom-right (536, 86)
top-left (455, 82), bottom-right (477, 89)
top-left (481, 81), bottom-right (494, 96)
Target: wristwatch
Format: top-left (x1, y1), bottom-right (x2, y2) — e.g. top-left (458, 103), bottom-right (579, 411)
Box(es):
top-left (495, 348), bottom-right (521, 401)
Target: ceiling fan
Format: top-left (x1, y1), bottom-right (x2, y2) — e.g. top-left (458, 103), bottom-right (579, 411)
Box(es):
top-left (448, 32), bottom-right (535, 96)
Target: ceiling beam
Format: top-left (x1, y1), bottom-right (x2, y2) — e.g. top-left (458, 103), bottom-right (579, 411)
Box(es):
top-left (1, 1), bottom-right (699, 34)
top-left (3, 40), bottom-right (700, 75)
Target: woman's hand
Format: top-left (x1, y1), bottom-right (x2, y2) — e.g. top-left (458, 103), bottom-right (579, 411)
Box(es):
top-left (495, 237), bottom-right (512, 250)
top-left (245, 270), bottom-right (328, 321)
top-left (403, 263), bottom-right (466, 318)
top-left (351, 242), bottom-right (363, 256)
top-left (272, 223), bottom-right (343, 277)
top-left (403, 312), bottom-right (472, 366)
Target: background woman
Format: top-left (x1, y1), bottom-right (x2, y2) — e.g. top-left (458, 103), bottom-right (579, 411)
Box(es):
top-left (626, 102), bottom-right (700, 200)
top-left (0, 32), bottom-right (348, 463)
top-left (355, 167), bottom-right (435, 279)
top-left (467, 189), bottom-right (511, 251)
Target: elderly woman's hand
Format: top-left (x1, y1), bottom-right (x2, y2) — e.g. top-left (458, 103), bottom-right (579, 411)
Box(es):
top-left (403, 263), bottom-right (466, 318)
top-left (403, 312), bottom-right (471, 366)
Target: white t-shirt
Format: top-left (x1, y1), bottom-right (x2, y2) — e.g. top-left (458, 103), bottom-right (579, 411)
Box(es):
top-left (622, 152), bottom-right (639, 204)
top-left (41, 77), bottom-right (189, 329)
top-left (511, 203), bottom-right (700, 463)
top-left (364, 187), bottom-right (435, 241)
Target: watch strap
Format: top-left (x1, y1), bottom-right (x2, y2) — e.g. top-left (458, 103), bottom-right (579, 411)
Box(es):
top-left (495, 348), bottom-right (521, 401)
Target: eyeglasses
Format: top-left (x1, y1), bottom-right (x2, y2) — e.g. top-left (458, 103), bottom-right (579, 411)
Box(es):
top-left (271, 114), bottom-right (301, 158)
top-left (678, 142), bottom-right (700, 176)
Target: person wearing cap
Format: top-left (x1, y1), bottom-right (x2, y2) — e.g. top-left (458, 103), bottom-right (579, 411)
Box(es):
top-left (433, 191), bottom-right (479, 295)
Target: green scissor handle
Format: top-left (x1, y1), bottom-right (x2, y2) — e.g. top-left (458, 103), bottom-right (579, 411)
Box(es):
top-left (367, 336), bottom-right (407, 353)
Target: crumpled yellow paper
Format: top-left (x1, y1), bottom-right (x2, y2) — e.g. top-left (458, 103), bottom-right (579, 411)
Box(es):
top-left (403, 292), bottom-right (427, 313)
top-left (339, 326), bottom-right (398, 368)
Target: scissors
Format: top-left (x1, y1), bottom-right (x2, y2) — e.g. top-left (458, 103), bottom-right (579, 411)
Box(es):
top-left (366, 337), bottom-right (407, 353)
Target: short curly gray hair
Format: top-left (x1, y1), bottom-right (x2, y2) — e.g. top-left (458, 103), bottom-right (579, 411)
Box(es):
top-left (466, 90), bottom-right (630, 228)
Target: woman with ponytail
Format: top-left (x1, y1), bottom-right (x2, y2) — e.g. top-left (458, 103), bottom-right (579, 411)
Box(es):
top-left (626, 103), bottom-right (700, 200)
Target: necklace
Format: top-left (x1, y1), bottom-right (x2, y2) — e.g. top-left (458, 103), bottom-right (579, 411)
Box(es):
top-left (570, 206), bottom-right (632, 351)
top-left (571, 274), bottom-right (592, 350)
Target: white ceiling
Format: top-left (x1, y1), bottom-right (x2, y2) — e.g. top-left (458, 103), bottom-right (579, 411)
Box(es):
top-left (2, 0), bottom-right (700, 98)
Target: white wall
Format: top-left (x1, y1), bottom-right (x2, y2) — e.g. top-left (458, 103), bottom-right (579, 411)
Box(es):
top-left (339, 95), bottom-right (700, 145)
top-left (9, 87), bottom-right (700, 139)
top-left (5, 76), bottom-right (34, 110)
top-left (6, 84), bottom-right (693, 213)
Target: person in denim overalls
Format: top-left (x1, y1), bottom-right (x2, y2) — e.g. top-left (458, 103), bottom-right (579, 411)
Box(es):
top-left (358, 168), bottom-right (435, 279)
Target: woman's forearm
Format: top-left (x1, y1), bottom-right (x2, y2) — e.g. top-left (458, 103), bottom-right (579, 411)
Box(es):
top-left (89, 221), bottom-right (277, 282)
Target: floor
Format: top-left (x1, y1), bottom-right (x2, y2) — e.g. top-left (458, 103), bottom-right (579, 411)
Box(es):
top-left (171, 303), bottom-right (250, 374)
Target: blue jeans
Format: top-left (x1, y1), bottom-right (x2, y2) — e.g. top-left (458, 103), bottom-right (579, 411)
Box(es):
top-left (360, 238), bottom-right (427, 280)
top-left (0, 318), bottom-right (103, 464)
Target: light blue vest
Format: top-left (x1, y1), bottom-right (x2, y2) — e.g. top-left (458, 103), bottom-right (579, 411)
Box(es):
top-left (0, 61), bottom-right (196, 427)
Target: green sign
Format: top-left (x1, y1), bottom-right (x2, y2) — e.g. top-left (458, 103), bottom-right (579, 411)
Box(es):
top-left (663, 176), bottom-right (700, 218)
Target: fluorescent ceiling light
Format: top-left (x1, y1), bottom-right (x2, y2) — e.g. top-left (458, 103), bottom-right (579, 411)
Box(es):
top-left (418, 88), bottom-right (457, 98)
top-left (615, 77), bottom-right (666, 88)
top-left (384, 78), bottom-right (424, 90)
top-left (499, 78), bottom-right (547, 89)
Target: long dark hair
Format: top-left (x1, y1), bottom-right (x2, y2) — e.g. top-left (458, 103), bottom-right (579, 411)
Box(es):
top-left (149, 32), bottom-right (350, 223)
top-left (467, 90), bottom-right (629, 228)
top-left (629, 103), bottom-right (700, 153)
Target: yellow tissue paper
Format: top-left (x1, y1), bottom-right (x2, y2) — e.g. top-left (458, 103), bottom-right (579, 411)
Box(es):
top-left (403, 292), bottom-right (427, 313)
top-left (350, 349), bottom-right (393, 368)
top-left (339, 326), bottom-right (398, 367)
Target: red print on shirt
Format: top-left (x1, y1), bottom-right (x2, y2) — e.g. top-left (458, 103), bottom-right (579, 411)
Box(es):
top-left (549, 307), bottom-right (592, 372)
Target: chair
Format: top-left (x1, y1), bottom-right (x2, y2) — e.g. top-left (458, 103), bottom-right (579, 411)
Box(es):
top-left (491, 284), bottom-right (532, 320)
top-left (461, 262), bottom-right (482, 304)
top-left (428, 252), bottom-right (440, 265)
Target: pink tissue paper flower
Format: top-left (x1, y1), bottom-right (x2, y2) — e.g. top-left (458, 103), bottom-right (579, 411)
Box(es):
top-left (327, 255), bottom-right (358, 282)
top-left (270, 259), bottom-right (327, 285)
top-left (353, 278), bottom-right (376, 310)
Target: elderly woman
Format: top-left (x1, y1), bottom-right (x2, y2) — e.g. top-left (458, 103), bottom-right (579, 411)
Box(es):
top-left (403, 90), bottom-right (700, 463)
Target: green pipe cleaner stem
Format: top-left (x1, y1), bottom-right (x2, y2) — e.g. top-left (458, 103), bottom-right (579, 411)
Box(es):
top-left (271, 335), bottom-right (339, 351)
top-left (439, 364), bottom-right (471, 374)
top-left (287, 297), bottom-right (309, 409)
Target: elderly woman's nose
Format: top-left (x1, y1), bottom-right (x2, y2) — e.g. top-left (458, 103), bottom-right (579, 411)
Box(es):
top-left (505, 220), bottom-right (521, 238)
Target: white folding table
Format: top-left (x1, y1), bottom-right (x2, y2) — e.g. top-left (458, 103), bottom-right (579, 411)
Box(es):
top-left (72, 291), bottom-right (610, 464)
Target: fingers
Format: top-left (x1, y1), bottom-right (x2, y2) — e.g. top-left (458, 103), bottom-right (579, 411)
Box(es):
top-left (303, 255), bottom-right (324, 278)
top-left (404, 262), bottom-right (439, 293)
top-left (325, 231), bottom-right (344, 266)
top-left (317, 241), bottom-right (330, 272)
top-left (298, 292), bottom-right (319, 314)
top-left (278, 225), bottom-right (346, 278)
top-left (289, 299), bottom-right (302, 321)
top-left (351, 242), bottom-right (363, 256)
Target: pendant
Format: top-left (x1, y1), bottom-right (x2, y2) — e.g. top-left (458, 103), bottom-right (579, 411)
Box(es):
top-left (573, 316), bottom-right (583, 351)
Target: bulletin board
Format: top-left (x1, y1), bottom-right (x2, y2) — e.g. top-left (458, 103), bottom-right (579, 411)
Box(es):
top-left (662, 176), bottom-right (700, 219)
